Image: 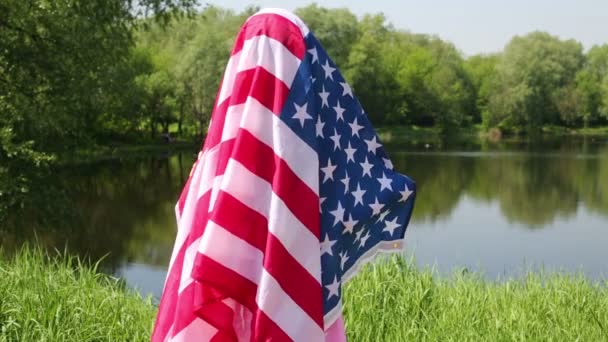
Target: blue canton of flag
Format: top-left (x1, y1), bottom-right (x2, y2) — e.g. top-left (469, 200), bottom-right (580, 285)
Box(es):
top-left (277, 32), bottom-right (417, 323)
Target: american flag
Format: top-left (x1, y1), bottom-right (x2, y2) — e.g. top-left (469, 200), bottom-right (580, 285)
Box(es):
top-left (152, 8), bottom-right (416, 342)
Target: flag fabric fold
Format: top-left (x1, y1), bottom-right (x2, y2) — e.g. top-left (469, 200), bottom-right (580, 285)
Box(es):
top-left (152, 8), bottom-right (416, 342)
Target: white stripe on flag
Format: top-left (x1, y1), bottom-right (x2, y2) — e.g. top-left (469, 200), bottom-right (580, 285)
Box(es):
top-left (221, 97), bottom-right (319, 195)
top-left (199, 221), bottom-right (324, 342)
top-left (217, 35), bottom-right (301, 106)
top-left (178, 236), bottom-right (201, 294)
top-left (167, 156), bottom-right (205, 272)
top-left (169, 317), bottom-right (217, 342)
top-left (220, 159), bottom-right (321, 283)
top-left (248, 8), bottom-right (310, 37)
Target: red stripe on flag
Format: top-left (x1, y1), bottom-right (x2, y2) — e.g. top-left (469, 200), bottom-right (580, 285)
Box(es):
top-left (169, 281), bottom-right (215, 339)
top-left (208, 191), bottom-right (323, 327)
top-left (204, 66), bottom-right (290, 154)
top-left (231, 129), bottom-right (320, 238)
top-left (208, 192), bottom-right (266, 252)
top-left (177, 164), bottom-right (195, 218)
top-left (232, 13), bottom-right (305, 59)
top-left (215, 139), bottom-right (234, 176)
top-left (203, 98), bottom-right (231, 153)
top-left (230, 67), bottom-right (290, 115)
top-left (152, 191), bottom-right (212, 341)
top-left (193, 255), bottom-right (292, 342)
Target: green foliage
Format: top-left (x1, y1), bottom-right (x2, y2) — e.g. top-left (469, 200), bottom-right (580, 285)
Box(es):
top-left (344, 14), bottom-right (402, 125)
top-left (485, 32), bottom-right (585, 132)
top-left (575, 45), bottom-right (608, 126)
top-left (464, 54), bottom-right (499, 123)
top-left (0, 0), bottom-right (195, 219)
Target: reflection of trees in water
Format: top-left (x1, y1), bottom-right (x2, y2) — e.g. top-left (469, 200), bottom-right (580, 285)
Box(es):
top-left (1, 152), bottom-right (196, 272)
top-left (391, 153), bottom-right (474, 222)
top-left (391, 143), bottom-right (608, 227)
top-left (573, 150), bottom-right (608, 216)
top-left (470, 155), bottom-right (579, 227)
top-left (3, 142), bottom-right (607, 269)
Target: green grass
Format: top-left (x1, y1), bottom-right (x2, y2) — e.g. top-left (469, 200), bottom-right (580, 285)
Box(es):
top-left (0, 247), bottom-right (156, 342)
top-left (2, 250), bottom-right (607, 341)
top-left (343, 257), bottom-right (608, 341)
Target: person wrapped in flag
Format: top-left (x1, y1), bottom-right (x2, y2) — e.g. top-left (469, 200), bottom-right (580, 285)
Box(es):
top-left (152, 8), bottom-right (416, 342)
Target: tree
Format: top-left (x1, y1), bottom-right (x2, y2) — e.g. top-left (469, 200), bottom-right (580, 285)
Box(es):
top-left (389, 34), bottom-right (475, 131)
top-left (575, 45), bottom-right (608, 126)
top-left (0, 0), bottom-right (196, 219)
top-left (464, 54), bottom-right (500, 124)
top-left (485, 32), bottom-right (584, 132)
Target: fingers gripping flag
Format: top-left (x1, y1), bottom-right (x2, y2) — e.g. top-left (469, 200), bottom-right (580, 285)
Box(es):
top-left (152, 8), bottom-right (416, 342)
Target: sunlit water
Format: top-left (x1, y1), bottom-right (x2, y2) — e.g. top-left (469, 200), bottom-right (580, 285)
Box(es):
top-left (3, 136), bottom-right (607, 298)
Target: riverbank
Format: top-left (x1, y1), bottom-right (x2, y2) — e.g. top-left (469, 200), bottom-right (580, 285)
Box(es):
top-left (376, 124), bottom-right (608, 146)
top-left (2, 248), bottom-right (606, 341)
top-left (58, 140), bottom-right (198, 164)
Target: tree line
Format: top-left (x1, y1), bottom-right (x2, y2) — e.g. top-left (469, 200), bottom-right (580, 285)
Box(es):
top-left (132, 4), bottom-right (608, 137)
top-left (1, 2), bottom-right (608, 218)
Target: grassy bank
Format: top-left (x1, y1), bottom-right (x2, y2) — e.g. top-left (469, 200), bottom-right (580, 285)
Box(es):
top-left (0, 248), bottom-right (156, 341)
top-left (343, 258), bottom-right (608, 341)
top-left (2, 250), bottom-right (607, 341)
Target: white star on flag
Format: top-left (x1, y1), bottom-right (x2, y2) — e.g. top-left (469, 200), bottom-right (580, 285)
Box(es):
top-left (400, 184), bottom-right (413, 202)
top-left (369, 197), bottom-right (384, 216)
top-left (382, 217), bottom-right (401, 236)
top-left (329, 128), bottom-right (341, 150)
top-left (318, 85), bottom-right (330, 108)
top-left (351, 183), bottom-right (366, 206)
top-left (321, 234), bottom-right (336, 256)
top-left (340, 81), bottom-right (353, 98)
top-left (344, 142), bottom-right (356, 163)
top-left (349, 117), bottom-right (364, 137)
top-left (340, 170), bottom-right (350, 193)
top-left (383, 158), bottom-right (393, 169)
top-left (342, 214), bottom-right (357, 235)
top-left (315, 116), bottom-right (325, 137)
top-left (376, 210), bottom-right (389, 223)
top-left (321, 159), bottom-right (337, 183)
top-left (322, 60), bottom-right (336, 80)
top-left (329, 201), bottom-right (345, 226)
top-left (293, 102), bottom-right (312, 127)
top-left (333, 100), bottom-right (345, 122)
top-left (354, 228), bottom-right (365, 242)
top-left (339, 251), bottom-right (349, 270)
top-left (360, 157), bottom-right (373, 177)
top-left (325, 276), bottom-right (340, 300)
top-left (308, 47), bottom-right (318, 63)
top-left (359, 232), bottom-right (370, 248)
top-left (378, 172), bottom-right (393, 191)
top-left (365, 136), bottom-right (382, 155)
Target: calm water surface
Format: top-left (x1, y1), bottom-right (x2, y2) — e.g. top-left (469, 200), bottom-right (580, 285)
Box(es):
top-left (4, 137), bottom-right (608, 298)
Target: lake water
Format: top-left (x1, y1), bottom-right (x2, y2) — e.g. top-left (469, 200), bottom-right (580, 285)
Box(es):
top-left (3, 136), bottom-right (607, 298)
